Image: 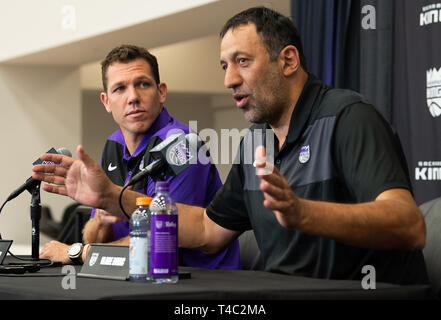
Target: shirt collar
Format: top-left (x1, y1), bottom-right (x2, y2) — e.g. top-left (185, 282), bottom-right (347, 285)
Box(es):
top-left (285, 73), bottom-right (325, 144)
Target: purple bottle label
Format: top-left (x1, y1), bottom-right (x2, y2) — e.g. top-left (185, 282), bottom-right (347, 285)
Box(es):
top-left (150, 214), bottom-right (178, 277)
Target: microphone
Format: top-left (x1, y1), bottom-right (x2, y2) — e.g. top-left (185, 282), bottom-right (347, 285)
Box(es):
top-left (125, 132), bottom-right (208, 187)
top-left (6, 147), bottom-right (72, 202)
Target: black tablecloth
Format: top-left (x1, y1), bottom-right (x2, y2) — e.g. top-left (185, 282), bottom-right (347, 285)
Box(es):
top-left (0, 257), bottom-right (434, 300)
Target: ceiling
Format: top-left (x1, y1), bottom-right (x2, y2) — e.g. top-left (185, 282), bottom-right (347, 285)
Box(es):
top-left (1, 0), bottom-right (290, 67)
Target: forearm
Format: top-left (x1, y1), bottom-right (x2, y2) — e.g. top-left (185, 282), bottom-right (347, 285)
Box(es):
top-left (294, 191), bottom-right (425, 250)
top-left (256, 153), bottom-right (425, 251)
top-left (100, 184), bottom-right (144, 220)
top-left (176, 203), bottom-right (207, 249)
top-left (104, 236), bottom-right (129, 245)
top-left (176, 203), bottom-right (240, 254)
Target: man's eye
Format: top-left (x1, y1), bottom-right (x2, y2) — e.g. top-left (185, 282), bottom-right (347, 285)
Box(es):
top-left (238, 58), bottom-right (247, 64)
top-left (113, 86), bottom-right (123, 93)
top-left (139, 81), bottom-right (150, 88)
top-left (221, 64), bottom-right (227, 71)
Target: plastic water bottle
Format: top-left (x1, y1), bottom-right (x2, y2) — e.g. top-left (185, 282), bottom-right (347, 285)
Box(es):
top-left (129, 196), bottom-right (152, 282)
top-left (150, 181), bottom-right (178, 284)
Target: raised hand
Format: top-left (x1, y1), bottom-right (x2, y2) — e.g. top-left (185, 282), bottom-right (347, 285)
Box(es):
top-left (31, 152), bottom-right (75, 196)
top-left (254, 145), bottom-right (303, 229)
top-left (32, 145), bottom-right (115, 210)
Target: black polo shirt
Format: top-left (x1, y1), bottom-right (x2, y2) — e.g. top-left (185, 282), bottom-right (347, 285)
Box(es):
top-left (206, 74), bottom-right (428, 285)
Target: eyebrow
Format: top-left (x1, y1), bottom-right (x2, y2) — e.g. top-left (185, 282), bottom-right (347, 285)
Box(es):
top-left (109, 75), bottom-right (153, 91)
top-left (220, 50), bottom-right (250, 65)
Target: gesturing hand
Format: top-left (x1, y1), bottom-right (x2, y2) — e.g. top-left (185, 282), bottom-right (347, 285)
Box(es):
top-left (31, 151), bottom-right (75, 196)
top-left (254, 145), bottom-right (303, 229)
top-left (32, 145), bottom-right (114, 210)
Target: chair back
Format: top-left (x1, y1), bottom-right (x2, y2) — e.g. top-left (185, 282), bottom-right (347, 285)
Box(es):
top-left (420, 197), bottom-right (441, 298)
top-left (238, 230), bottom-right (264, 270)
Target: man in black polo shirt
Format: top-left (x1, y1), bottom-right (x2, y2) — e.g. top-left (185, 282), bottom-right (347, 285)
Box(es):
top-left (33, 7), bottom-right (428, 284)
top-left (201, 7), bottom-right (427, 285)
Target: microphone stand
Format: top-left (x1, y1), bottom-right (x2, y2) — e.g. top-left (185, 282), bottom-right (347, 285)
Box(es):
top-left (29, 183), bottom-right (41, 261)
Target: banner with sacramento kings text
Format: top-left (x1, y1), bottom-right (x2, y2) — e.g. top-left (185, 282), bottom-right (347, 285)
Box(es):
top-left (393, 0), bottom-right (441, 204)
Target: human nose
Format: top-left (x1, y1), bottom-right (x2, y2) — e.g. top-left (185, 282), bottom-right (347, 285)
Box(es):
top-left (127, 85), bottom-right (140, 105)
top-left (224, 65), bottom-right (242, 89)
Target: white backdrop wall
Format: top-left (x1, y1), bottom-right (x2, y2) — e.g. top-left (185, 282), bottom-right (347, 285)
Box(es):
top-left (0, 65), bottom-right (81, 248)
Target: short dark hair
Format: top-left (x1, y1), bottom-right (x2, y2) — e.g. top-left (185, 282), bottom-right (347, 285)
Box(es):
top-left (101, 44), bottom-right (160, 92)
top-left (220, 6), bottom-right (307, 70)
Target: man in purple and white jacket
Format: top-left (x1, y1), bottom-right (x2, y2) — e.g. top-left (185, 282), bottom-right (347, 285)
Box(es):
top-left (39, 44), bottom-right (240, 270)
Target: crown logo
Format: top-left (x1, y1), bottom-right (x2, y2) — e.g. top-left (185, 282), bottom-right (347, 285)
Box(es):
top-left (426, 67), bottom-right (441, 118)
top-left (167, 141), bottom-right (193, 166)
top-left (427, 68), bottom-right (441, 84)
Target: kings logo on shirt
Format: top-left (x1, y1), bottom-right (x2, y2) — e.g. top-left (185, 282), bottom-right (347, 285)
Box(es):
top-left (299, 145), bottom-right (310, 164)
top-left (426, 67), bottom-right (441, 118)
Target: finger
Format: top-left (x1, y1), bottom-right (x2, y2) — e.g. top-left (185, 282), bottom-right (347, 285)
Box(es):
top-left (254, 145), bottom-right (266, 167)
top-left (254, 145), bottom-right (275, 175)
top-left (42, 184), bottom-right (68, 196)
top-left (32, 172), bottom-right (67, 185)
top-left (260, 179), bottom-right (286, 201)
top-left (98, 210), bottom-right (119, 222)
top-left (39, 248), bottom-right (50, 259)
top-left (38, 153), bottom-right (74, 168)
top-left (38, 153), bottom-right (63, 163)
top-left (263, 197), bottom-right (290, 212)
top-left (32, 163), bottom-right (69, 175)
top-left (77, 145), bottom-right (95, 168)
top-left (258, 168), bottom-right (285, 187)
top-left (262, 192), bottom-right (291, 213)
top-left (256, 162), bottom-right (275, 176)
top-left (100, 209), bottom-right (112, 215)
top-left (101, 216), bottom-right (120, 224)
top-left (262, 190), bottom-right (278, 203)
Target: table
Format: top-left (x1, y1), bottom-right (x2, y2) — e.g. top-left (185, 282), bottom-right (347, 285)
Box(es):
top-left (0, 258), bottom-right (434, 300)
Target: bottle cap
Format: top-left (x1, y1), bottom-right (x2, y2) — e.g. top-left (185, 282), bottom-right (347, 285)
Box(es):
top-left (156, 181), bottom-right (169, 192)
top-left (136, 197), bottom-right (153, 206)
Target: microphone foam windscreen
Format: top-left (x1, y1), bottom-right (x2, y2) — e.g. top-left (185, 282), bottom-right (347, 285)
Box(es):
top-left (57, 147), bottom-right (72, 157)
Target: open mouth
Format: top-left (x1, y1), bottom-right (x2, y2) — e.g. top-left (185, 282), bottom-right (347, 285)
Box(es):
top-left (233, 94), bottom-right (249, 108)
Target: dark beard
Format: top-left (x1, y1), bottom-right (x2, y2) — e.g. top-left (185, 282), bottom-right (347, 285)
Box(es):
top-left (244, 100), bottom-right (285, 125)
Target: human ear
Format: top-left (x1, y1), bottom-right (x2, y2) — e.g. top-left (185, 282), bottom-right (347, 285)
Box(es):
top-left (100, 92), bottom-right (112, 114)
top-left (158, 82), bottom-right (167, 105)
top-left (279, 45), bottom-right (300, 76)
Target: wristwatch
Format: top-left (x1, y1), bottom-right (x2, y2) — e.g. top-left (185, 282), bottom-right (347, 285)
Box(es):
top-left (67, 243), bottom-right (84, 264)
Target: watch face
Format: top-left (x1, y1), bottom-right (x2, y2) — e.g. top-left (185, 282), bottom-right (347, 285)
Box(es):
top-left (69, 243), bottom-right (82, 257)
